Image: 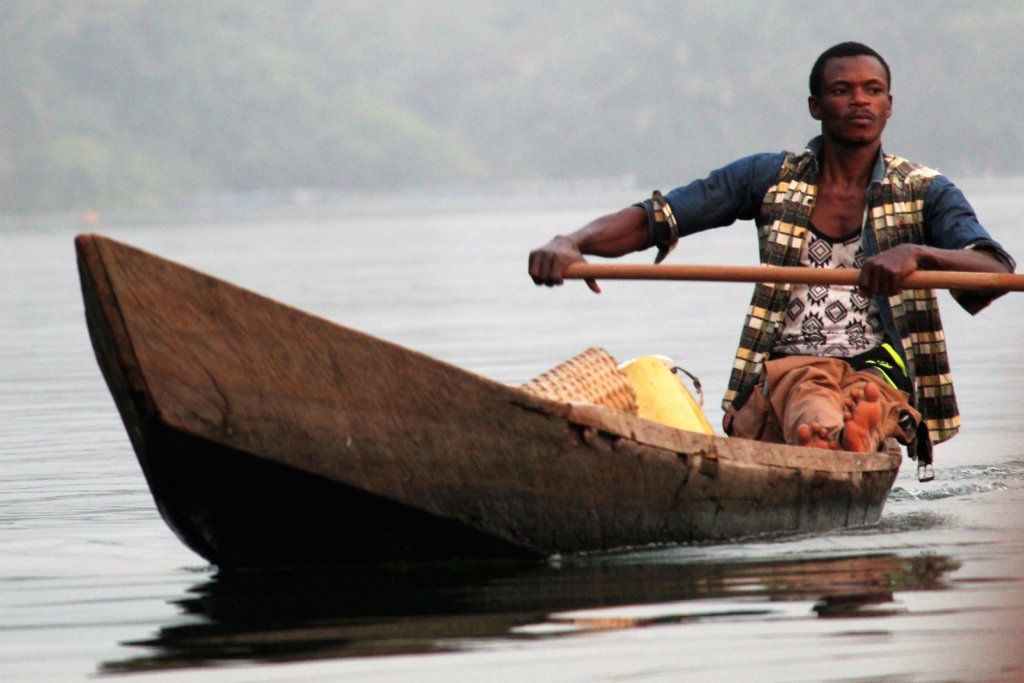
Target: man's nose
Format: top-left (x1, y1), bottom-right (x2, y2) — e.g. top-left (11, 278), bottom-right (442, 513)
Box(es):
top-left (850, 87), bottom-right (870, 104)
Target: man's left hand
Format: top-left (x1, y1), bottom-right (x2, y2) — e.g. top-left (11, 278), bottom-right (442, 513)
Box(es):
top-left (858, 244), bottom-right (923, 295)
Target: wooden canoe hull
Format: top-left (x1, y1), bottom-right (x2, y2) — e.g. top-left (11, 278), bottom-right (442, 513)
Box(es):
top-left (76, 234), bottom-right (902, 569)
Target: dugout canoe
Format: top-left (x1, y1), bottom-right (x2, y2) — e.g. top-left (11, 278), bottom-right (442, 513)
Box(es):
top-left (75, 234), bottom-right (903, 569)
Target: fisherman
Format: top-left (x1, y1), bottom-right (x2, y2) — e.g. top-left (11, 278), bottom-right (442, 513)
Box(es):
top-left (527, 42), bottom-right (1015, 469)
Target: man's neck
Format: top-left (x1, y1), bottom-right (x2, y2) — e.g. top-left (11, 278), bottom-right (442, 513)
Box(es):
top-left (818, 138), bottom-right (880, 189)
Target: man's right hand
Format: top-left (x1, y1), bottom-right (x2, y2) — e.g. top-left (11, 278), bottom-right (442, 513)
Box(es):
top-left (528, 235), bottom-right (601, 293)
top-left (527, 206), bottom-right (651, 295)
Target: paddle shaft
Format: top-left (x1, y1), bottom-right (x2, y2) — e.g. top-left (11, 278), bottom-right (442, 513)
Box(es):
top-left (563, 263), bottom-right (1024, 292)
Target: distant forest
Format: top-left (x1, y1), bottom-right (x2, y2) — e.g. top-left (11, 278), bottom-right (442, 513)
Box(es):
top-left (3, 1), bottom-right (1023, 213)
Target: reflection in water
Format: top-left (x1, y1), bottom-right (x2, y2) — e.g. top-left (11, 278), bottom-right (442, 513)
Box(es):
top-left (101, 552), bottom-right (960, 674)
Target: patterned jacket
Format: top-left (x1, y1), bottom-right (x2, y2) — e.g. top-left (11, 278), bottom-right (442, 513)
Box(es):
top-left (643, 137), bottom-right (1015, 462)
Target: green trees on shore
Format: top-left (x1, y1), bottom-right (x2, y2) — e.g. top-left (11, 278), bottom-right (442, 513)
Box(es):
top-left (3, 1), bottom-right (1022, 213)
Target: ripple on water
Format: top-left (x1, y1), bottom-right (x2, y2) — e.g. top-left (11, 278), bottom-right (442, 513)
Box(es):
top-left (888, 461), bottom-right (1024, 502)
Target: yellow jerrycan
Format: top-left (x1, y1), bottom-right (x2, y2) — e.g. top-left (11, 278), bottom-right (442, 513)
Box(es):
top-left (619, 356), bottom-right (714, 435)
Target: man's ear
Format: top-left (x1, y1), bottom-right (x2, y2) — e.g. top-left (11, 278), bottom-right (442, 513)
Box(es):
top-left (808, 95), bottom-right (822, 121)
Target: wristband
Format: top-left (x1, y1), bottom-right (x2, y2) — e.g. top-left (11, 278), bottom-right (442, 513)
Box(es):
top-left (651, 190), bottom-right (679, 264)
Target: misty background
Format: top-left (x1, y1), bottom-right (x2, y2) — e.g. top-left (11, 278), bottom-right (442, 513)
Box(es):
top-left (3, 0), bottom-right (1023, 215)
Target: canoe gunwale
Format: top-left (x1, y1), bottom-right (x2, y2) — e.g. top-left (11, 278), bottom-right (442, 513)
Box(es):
top-left (514, 394), bottom-right (903, 475)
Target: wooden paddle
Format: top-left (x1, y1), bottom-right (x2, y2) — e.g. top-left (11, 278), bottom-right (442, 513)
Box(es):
top-left (563, 263), bottom-right (1024, 291)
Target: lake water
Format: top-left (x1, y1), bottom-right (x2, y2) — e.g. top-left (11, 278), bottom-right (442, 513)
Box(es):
top-left (3, 186), bottom-right (1023, 682)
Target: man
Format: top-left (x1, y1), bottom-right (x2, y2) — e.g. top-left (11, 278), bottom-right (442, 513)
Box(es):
top-left (528, 42), bottom-right (1014, 469)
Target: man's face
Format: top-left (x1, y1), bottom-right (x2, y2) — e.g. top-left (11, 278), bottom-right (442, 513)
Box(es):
top-left (808, 55), bottom-right (893, 147)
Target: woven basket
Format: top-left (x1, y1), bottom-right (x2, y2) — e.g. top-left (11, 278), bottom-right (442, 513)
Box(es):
top-left (521, 347), bottom-right (637, 414)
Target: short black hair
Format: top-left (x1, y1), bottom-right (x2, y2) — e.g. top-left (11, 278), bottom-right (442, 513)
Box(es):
top-left (809, 42), bottom-right (891, 97)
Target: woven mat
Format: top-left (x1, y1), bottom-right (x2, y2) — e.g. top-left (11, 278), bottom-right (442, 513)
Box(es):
top-left (521, 347), bottom-right (637, 414)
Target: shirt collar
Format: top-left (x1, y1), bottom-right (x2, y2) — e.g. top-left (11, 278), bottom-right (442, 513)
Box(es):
top-left (805, 135), bottom-right (886, 186)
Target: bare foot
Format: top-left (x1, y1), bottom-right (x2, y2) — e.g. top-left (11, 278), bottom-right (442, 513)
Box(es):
top-left (796, 422), bottom-right (840, 450)
top-left (840, 382), bottom-right (883, 452)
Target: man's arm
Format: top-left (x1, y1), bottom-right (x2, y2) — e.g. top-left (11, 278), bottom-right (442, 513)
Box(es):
top-left (859, 243), bottom-right (1012, 302)
top-left (858, 175), bottom-right (1016, 308)
top-left (528, 206), bottom-right (648, 293)
top-left (860, 244), bottom-right (1011, 294)
top-left (527, 152), bottom-right (787, 293)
